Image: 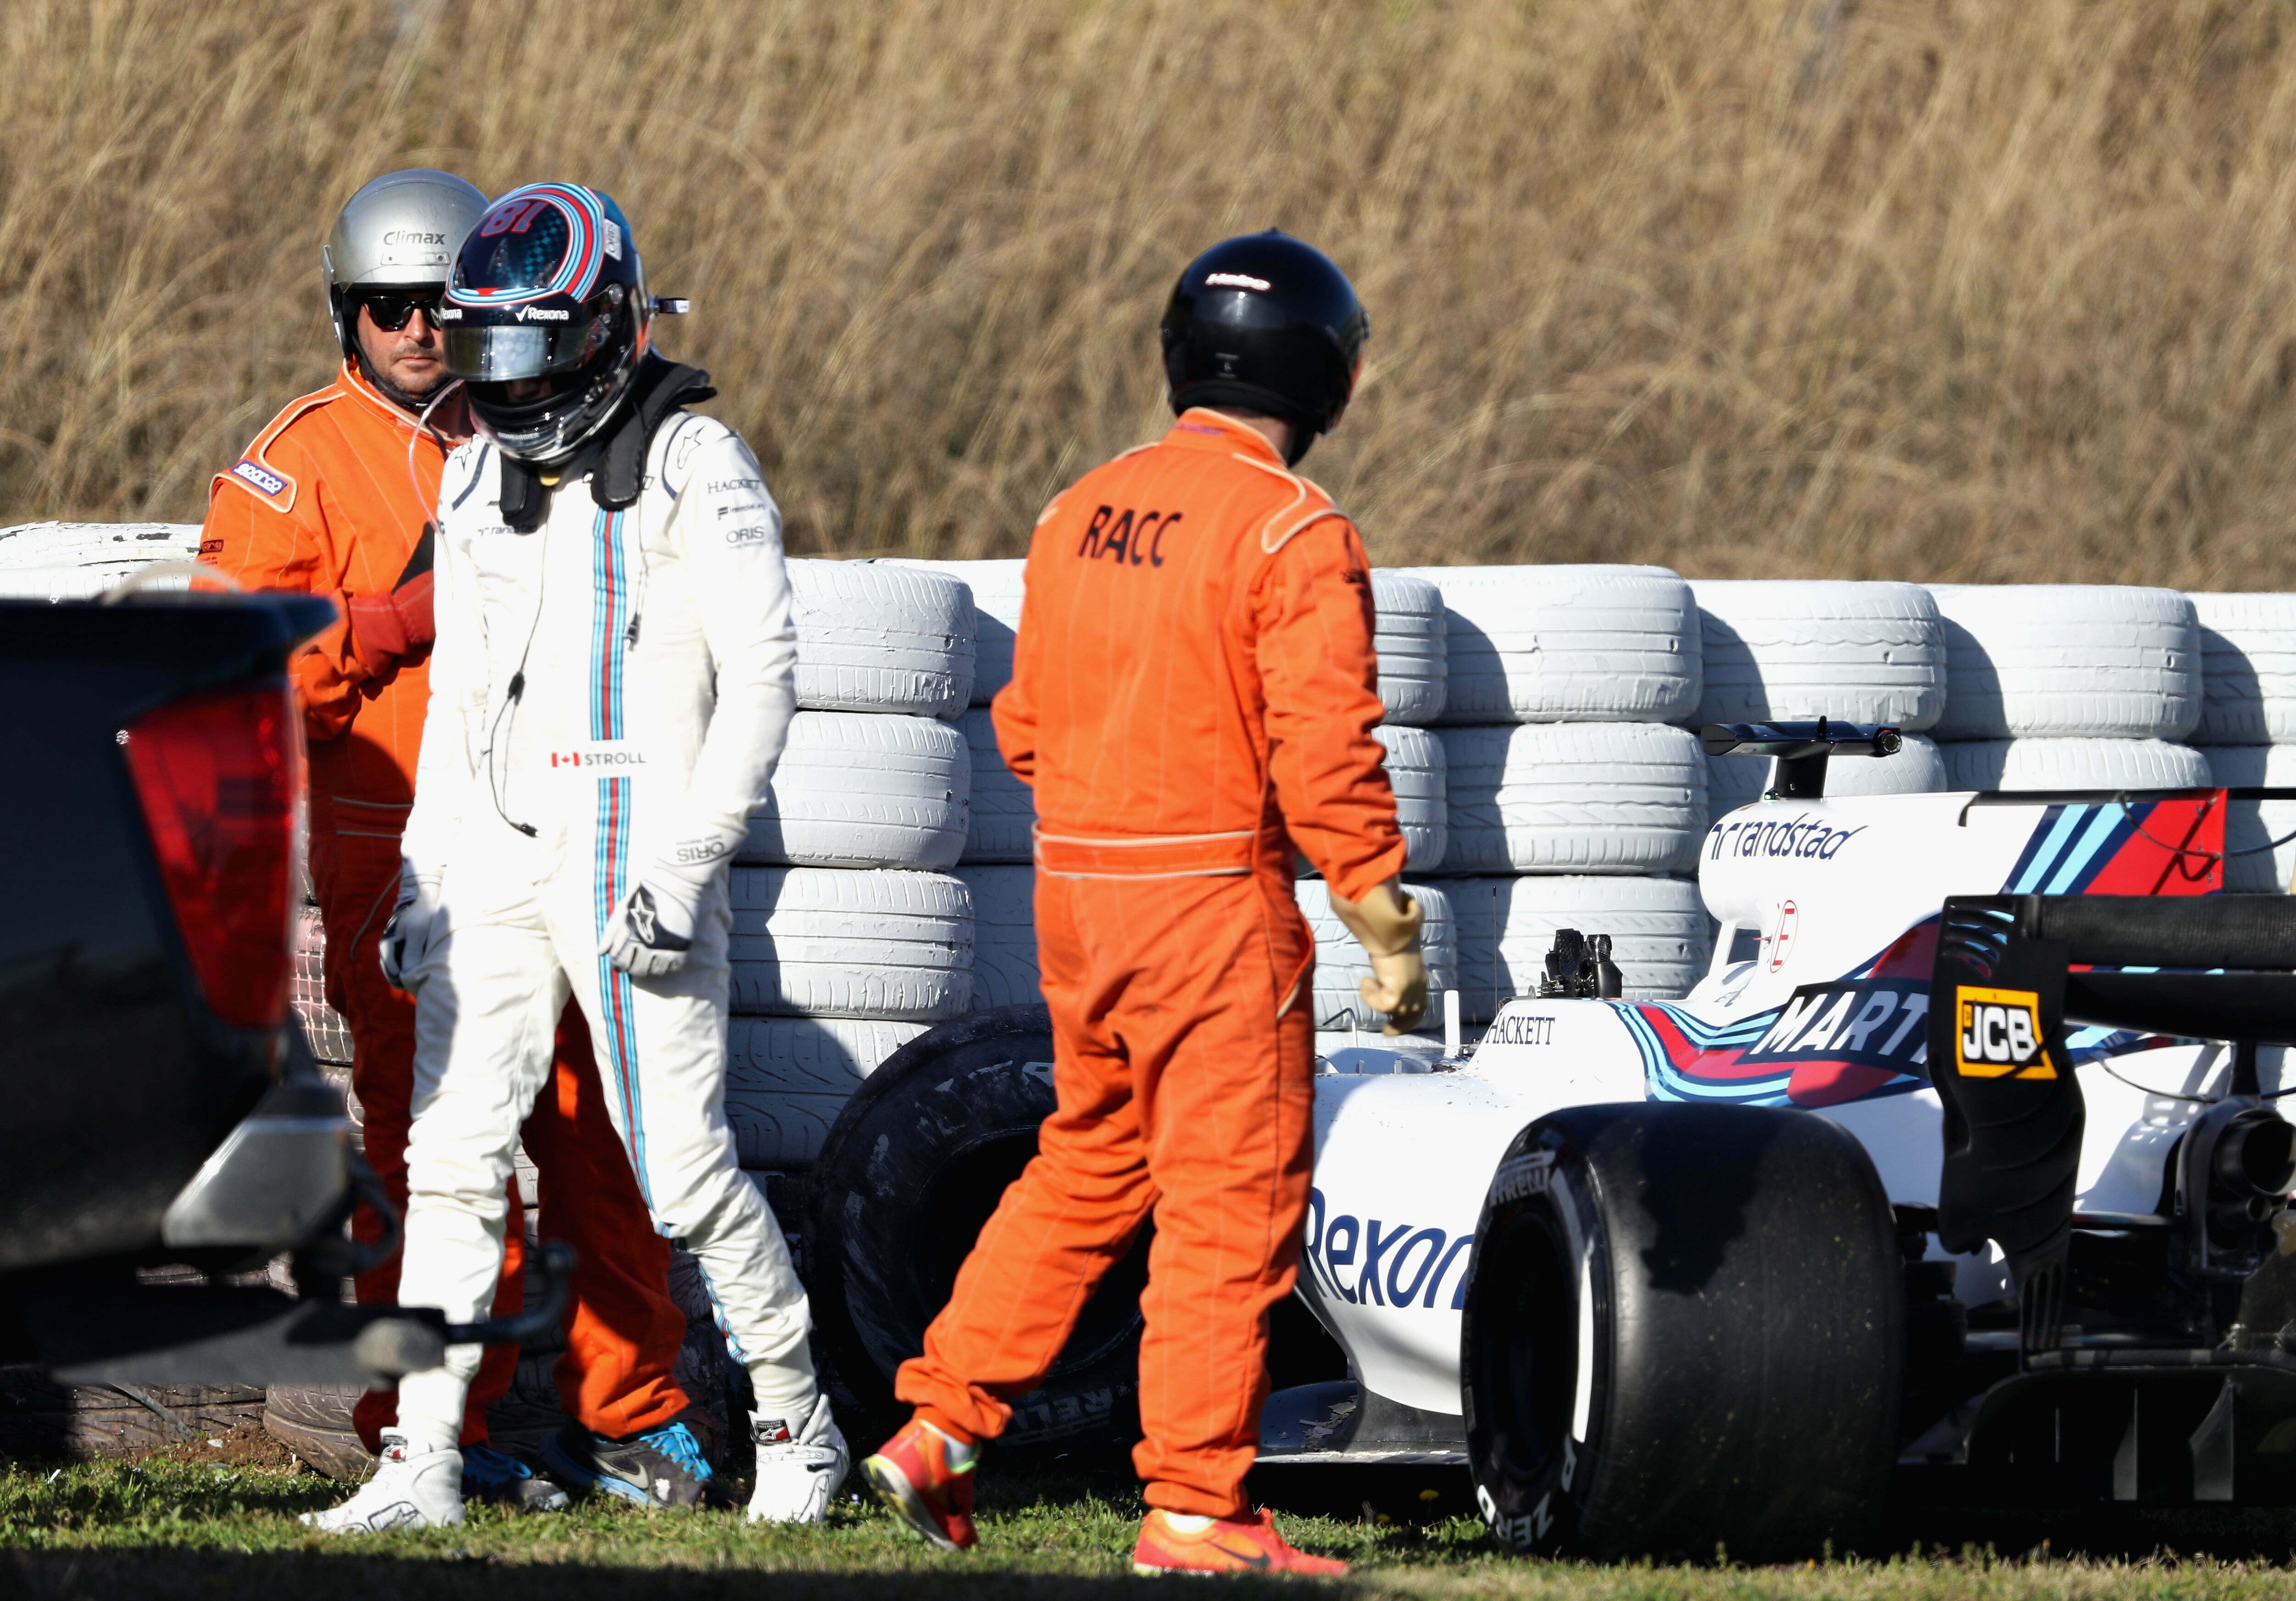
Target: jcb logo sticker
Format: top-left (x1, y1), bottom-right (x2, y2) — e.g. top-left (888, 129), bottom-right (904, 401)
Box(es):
top-left (1954, 986), bottom-right (2056, 1080)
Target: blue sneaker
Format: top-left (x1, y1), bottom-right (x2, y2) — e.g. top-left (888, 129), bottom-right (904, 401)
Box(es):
top-left (542, 1420), bottom-right (719, 1509)
top-left (460, 1442), bottom-right (570, 1512)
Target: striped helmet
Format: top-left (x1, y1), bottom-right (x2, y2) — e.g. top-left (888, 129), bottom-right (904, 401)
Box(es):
top-left (442, 183), bottom-right (652, 461)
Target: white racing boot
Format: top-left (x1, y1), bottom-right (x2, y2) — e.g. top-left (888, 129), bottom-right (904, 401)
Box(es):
top-left (302, 1431), bottom-right (465, 1533)
top-left (747, 1395), bottom-right (848, 1524)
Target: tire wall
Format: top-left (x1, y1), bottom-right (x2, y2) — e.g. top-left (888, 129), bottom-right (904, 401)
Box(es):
top-left (1410, 564), bottom-right (1711, 1015)
top-left (2189, 594), bottom-right (2296, 895)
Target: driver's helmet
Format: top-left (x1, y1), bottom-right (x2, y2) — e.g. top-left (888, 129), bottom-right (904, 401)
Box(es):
top-left (441, 182), bottom-right (652, 462)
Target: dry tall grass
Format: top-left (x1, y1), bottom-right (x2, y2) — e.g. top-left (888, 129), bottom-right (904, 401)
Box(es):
top-left (7, 0), bottom-right (2296, 584)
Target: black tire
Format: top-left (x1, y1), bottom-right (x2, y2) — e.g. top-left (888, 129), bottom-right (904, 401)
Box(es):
top-left (1461, 1101), bottom-right (1903, 1562)
top-left (805, 1005), bottom-right (1148, 1454)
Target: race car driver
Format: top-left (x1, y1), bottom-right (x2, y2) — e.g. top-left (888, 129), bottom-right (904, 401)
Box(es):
top-left (304, 182), bottom-right (843, 1534)
top-left (862, 231), bottom-right (1422, 1576)
top-left (203, 169), bottom-right (702, 1518)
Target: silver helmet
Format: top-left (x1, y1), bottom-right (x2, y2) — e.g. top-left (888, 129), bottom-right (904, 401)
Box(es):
top-left (323, 169), bottom-right (489, 358)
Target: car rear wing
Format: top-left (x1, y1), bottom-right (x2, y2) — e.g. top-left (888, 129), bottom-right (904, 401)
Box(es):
top-left (1930, 892), bottom-right (2296, 1356)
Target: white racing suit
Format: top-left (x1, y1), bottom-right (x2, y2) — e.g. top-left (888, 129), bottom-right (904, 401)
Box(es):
top-left (390, 409), bottom-right (815, 1446)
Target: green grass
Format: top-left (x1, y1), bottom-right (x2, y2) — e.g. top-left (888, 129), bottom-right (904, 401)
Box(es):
top-left (3, 1452), bottom-right (2296, 1600)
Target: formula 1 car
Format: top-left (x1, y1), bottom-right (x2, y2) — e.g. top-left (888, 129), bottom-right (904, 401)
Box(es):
top-left (806, 720), bottom-right (2296, 1561)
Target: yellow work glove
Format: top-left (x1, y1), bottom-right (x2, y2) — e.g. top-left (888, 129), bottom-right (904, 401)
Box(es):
top-left (1326, 878), bottom-right (1428, 1036)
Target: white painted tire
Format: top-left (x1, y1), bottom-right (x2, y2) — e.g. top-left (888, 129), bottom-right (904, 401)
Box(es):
top-left (2189, 593), bottom-right (2296, 745)
top-left (1375, 724), bottom-right (1448, 871)
top-left (957, 709), bottom-right (1035, 864)
top-left (1926, 585), bottom-right (2201, 739)
top-left (1294, 880), bottom-right (1457, 1033)
top-left (727, 868), bottom-right (972, 1020)
top-left (954, 865), bottom-right (1043, 1010)
top-left (1447, 876), bottom-right (1709, 1018)
top-left (1372, 572), bottom-right (1447, 727)
top-left (1691, 580), bottom-right (1946, 730)
top-left (1707, 734), bottom-right (1947, 823)
top-left (0, 522), bottom-right (206, 599)
top-left (723, 1017), bottom-right (929, 1167)
top-left (1398, 565), bottom-right (1699, 725)
top-left (888, 558), bottom-right (1026, 706)
top-left (1938, 738), bottom-right (2212, 793)
top-left (0, 521), bottom-right (202, 567)
top-left (2203, 746), bottom-right (2296, 893)
top-left (1438, 723), bottom-right (1705, 875)
top-left (788, 560), bottom-right (975, 715)
top-left (739, 712), bottom-right (968, 870)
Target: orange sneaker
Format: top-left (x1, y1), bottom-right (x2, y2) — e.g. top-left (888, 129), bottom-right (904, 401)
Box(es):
top-left (861, 1417), bottom-right (978, 1551)
top-left (1131, 1507), bottom-right (1349, 1576)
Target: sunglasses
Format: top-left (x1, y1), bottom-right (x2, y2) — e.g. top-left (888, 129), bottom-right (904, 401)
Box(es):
top-left (353, 287), bottom-right (445, 331)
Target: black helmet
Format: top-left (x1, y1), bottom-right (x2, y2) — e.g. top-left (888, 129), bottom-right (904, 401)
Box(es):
top-left (441, 183), bottom-right (654, 462)
top-left (1159, 231), bottom-right (1369, 465)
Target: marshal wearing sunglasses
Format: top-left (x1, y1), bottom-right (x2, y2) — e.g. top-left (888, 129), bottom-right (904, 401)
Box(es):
top-left (350, 284), bottom-right (446, 338)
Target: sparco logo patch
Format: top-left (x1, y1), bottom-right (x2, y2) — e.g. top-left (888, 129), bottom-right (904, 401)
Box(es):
top-left (1954, 986), bottom-right (2055, 1080)
top-left (231, 460), bottom-right (286, 496)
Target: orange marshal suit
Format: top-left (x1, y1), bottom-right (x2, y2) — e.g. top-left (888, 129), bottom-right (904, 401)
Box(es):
top-left (895, 409), bottom-right (1407, 1516)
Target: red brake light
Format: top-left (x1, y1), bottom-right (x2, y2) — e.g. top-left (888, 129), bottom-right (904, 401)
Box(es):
top-left (122, 682), bottom-right (305, 1028)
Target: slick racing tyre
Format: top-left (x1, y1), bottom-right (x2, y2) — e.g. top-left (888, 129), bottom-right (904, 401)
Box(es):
top-left (1706, 733), bottom-right (1947, 822)
top-left (739, 712), bottom-right (969, 870)
top-left (957, 708), bottom-right (1035, 863)
top-left (1372, 571), bottom-right (1448, 726)
top-left (1294, 880), bottom-right (1457, 1033)
top-left (1461, 1102), bottom-right (1902, 1562)
top-left (723, 1017), bottom-right (930, 1167)
top-left (888, 557), bottom-right (1026, 706)
top-left (1937, 737), bottom-right (2211, 794)
top-left (728, 867), bottom-right (973, 1021)
top-left (806, 1006), bottom-right (1147, 1453)
top-left (1447, 877), bottom-right (1709, 1018)
top-left (1439, 723), bottom-right (1705, 875)
top-left (1690, 579), bottom-right (1946, 731)
top-left (788, 559), bottom-right (976, 715)
top-left (1399, 565), bottom-right (1699, 725)
top-left (2189, 592), bottom-right (2296, 745)
top-left (1926, 584), bottom-right (2201, 739)
top-left (955, 865), bottom-right (1043, 1009)
top-left (2191, 745), bottom-right (2296, 893)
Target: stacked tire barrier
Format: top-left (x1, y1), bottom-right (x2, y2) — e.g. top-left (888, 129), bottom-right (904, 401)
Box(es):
top-left (1925, 584), bottom-right (2209, 804)
top-left (2189, 594), bottom-right (2296, 893)
top-left (0, 520), bottom-right (204, 598)
top-left (724, 560), bottom-right (978, 1171)
top-left (885, 560), bottom-right (1048, 1017)
top-left (1296, 573), bottom-right (1453, 1040)
top-left (1693, 580), bottom-right (1950, 819)
top-left (1401, 565), bottom-right (1711, 1015)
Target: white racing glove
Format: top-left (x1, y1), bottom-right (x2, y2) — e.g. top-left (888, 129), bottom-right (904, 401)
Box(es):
top-left (599, 848), bottom-right (722, 980)
top-left (378, 867), bottom-right (446, 994)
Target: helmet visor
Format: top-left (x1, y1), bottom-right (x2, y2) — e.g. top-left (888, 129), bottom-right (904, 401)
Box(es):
top-left (442, 313), bottom-right (607, 383)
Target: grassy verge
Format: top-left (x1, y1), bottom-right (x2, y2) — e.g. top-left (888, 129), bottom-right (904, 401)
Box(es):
top-left (0, 1438), bottom-right (2294, 1601)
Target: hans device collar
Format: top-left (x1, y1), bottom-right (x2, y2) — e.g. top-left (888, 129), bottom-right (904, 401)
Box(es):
top-left (498, 356), bottom-right (718, 532)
